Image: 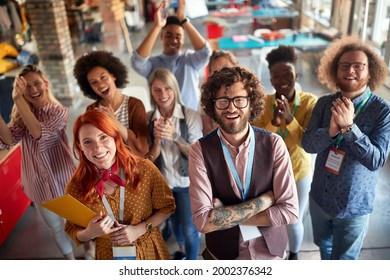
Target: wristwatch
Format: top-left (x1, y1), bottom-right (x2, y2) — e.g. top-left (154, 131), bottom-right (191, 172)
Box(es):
top-left (180, 17), bottom-right (190, 26)
top-left (146, 222), bottom-right (153, 233)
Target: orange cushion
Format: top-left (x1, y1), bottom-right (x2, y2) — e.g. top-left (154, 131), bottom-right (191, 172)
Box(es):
top-left (262, 32), bottom-right (285, 41)
top-left (0, 59), bottom-right (19, 74)
top-left (0, 42), bottom-right (19, 60)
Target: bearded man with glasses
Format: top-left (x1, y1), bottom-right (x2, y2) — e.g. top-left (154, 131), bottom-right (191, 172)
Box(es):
top-left (188, 66), bottom-right (298, 260)
top-left (302, 36), bottom-right (390, 260)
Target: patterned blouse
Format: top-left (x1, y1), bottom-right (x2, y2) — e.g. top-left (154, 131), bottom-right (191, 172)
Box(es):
top-left (64, 159), bottom-right (176, 260)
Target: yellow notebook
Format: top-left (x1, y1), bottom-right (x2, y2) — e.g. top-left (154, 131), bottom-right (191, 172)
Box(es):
top-left (41, 194), bottom-right (96, 228)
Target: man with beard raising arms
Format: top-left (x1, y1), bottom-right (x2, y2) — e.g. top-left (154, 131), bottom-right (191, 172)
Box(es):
top-left (302, 36), bottom-right (390, 260)
top-left (189, 66), bottom-right (298, 260)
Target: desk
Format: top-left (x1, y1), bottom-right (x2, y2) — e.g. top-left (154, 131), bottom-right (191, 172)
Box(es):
top-left (208, 6), bottom-right (298, 29)
top-left (252, 8), bottom-right (298, 18)
top-left (210, 7), bottom-right (298, 19)
top-left (0, 144), bottom-right (31, 245)
top-left (218, 33), bottom-right (331, 52)
top-left (206, 1), bottom-right (246, 7)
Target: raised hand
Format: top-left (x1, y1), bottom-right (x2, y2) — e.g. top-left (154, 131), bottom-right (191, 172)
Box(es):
top-left (12, 76), bottom-right (27, 101)
top-left (155, 0), bottom-right (168, 28)
top-left (176, 0), bottom-right (186, 20)
top-left (95, 104), bottom-right (117, 122)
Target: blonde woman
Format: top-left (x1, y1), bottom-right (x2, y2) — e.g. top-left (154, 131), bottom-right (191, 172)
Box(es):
top-left (0, 65), bottom-right (77, 259)
top-left (146, 68), bottom-right (203, 259)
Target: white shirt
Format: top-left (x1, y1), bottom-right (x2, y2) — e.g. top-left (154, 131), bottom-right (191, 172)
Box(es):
top-left (148, 103), bottom-right (203, 188)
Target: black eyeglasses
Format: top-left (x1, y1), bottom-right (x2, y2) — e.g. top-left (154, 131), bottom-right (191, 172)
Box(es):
top-left (337, 62), bottom-right (367, 71)
top-left (214, 96), bottom-right (250, 110)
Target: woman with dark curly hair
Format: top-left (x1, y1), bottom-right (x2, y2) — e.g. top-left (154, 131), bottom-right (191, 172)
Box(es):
top-left (302, 36), bottom-right (390, 259)
top-left (73, 50), bottom-right (149, 157)
top-left (189, 66), bottom-right (299, 260)
top-left (252, 45), bottom-right (318, 260)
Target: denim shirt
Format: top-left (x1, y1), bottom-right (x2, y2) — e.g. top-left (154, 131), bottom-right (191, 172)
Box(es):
top-left (131, 43), bottom-right (212, 111)
top-left (302, 87), bottom-right (390, 218)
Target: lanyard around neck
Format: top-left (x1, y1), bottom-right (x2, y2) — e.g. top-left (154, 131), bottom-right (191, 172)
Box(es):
top-left (336, 91), bottom-right (372, 146)
top-left (217, 127), bottom-right (255, 201)
top-left (101, 169), bottom-right (126, 223)
top-left (272, 92), bottom-right (300, 140)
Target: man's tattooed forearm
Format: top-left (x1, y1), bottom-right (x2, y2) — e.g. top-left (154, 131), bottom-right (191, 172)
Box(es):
top-left (253, 197), bottom-right (267, 212)
top-left (209, 195), bottom-right (270, 230)
top-left (210, 203), bottom-right (254, 230)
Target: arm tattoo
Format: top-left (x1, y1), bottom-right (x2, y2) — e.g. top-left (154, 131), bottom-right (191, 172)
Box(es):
top-left (209, 194), bottom-right (269, 231)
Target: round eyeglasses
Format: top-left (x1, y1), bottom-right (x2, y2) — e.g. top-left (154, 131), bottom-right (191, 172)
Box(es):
top-left (337, 62), bottom-right (367, 71)
top-left (214, 96), bottom-right (250, 110)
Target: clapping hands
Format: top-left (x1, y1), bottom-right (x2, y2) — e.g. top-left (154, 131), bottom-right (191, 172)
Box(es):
top-left (272, 95), bottom-right (293, 126)
top-left (153, 116), bottom-right (176, 141)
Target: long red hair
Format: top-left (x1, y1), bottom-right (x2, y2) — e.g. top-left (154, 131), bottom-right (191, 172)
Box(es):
top-left (69, 110), bottom-right (141, 202)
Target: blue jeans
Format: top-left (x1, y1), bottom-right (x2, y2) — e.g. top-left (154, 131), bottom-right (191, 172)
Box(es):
top-left (36, 204), bottom-right (74, 255)
top-left (309, 197), bottom-right (369, 260)
top-left (171, 187), bottom-right (200, 260)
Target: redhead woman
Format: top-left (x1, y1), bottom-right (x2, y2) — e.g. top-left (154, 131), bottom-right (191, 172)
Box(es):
top-left (64, 110), bottom-right (175, 260)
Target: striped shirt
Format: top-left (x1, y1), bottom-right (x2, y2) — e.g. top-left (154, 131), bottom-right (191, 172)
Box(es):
top-left (115, 95), bottom-right (130, 128)
top-left (0, 103), bottom-right (76, 204)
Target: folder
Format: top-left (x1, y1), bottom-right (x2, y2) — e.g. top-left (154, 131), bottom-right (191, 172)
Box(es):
top-left (41, 194), bottom-right (96, 228)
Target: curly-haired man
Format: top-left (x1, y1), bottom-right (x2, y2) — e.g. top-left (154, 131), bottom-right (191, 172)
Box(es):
top-left (302, 36), bottom-right (390, 260)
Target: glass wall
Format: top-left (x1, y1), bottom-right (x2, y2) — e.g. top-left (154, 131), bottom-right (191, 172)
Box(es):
top-left (360, 0), bottom-right (390, 67)
top-left (302, 0), bottom-right (333, 27)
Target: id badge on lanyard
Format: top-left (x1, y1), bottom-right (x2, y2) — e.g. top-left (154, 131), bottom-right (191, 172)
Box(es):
top-left (324, 147), bottom-right (345, 176)
top-left (112, 245), bottom-right (136, 260)
top-left (101, 173), bottom-right (137, 260)
top-left (324, 92), bottom-right (371, 176)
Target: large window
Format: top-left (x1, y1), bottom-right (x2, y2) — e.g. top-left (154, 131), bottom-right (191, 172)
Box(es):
top-left (371, 0), bottom-right (390, 48)
top-left (303, 0), bottom-right (333, 27)
top-left (361, 0), bottom-right (390, 67)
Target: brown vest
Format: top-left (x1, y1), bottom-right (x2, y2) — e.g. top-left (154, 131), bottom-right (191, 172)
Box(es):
top-left (199, 127), bottom-right (287, 260)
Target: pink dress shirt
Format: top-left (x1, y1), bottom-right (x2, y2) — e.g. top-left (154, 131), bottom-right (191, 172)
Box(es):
top-left (189, 128), bottom-right (298, 259)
